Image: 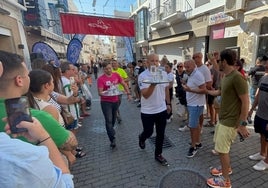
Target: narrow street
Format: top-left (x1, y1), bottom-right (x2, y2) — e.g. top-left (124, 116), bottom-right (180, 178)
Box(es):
top-left (71, 78), bottom-right (266, 188)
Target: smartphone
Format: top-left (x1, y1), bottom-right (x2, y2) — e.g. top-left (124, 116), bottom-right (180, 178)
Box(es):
top-left (5, 97), bottom-right (33, 133)
top-left (70, 77), bottom-right (75, 85)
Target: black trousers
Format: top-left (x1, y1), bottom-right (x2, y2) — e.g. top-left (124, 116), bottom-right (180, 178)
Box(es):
top-left (140, 110), bottom-right (167, 156)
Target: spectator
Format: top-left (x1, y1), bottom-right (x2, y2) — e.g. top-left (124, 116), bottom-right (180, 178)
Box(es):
top-left (206, 49), bottom-right (249, 188)
top-left (0, 118), bottom-right (74, 187)
top-left (248, 59), bottom-right (268, 171)
top-left (248, 56), bottom-right (266, 105)
top-left (234, 59), bottom-right (246, 78)
top-left (60, 62), bottom-right (81, 131)
top-left (0, 50), bottom-right (77, 152)
top-left (165, 62), bottom-right (174, 123)
top-left (182, 59), bottom-right (206, 157)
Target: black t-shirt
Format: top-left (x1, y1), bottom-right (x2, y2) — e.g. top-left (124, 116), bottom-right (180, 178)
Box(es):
top-left (248, 65), bottom-right (265, 86)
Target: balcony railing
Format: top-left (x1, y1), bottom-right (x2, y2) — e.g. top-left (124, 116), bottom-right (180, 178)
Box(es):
top-left (149, 0), bottom-right (192, 25)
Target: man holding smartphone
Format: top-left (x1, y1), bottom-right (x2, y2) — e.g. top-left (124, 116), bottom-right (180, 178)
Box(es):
top-left (0, 51), bottom-right (74, 187)
top-left (0, 118), bottom-right (74, 187)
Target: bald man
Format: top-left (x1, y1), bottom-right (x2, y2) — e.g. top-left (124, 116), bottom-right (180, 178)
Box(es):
top-left (138, 53), bottom-right (171, 166)
top-left (182, 59), bottom-right (206, 158)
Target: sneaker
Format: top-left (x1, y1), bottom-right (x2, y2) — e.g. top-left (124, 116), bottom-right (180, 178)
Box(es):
top-left (212, 149), bottom-right (219, 156)
top-left (110, 139), bottom-right (116, 148)
top-left (137, 103), bottom-right (141, 108)
top-left (253, 160), bottom-right (268, 171)
top-left (196, 143), bottom-right (203, 149)
top-left (117, 116), bottom-right (122, 124)
top-left (155, 154), bottom-right (169, 166)
top-left (179, 125), bottom-right (189, 132)
top-left (188, 142), bottom-right (203, 149)
top-left (249, 153), bottom-right (266, 161)
top-left (207, 176), bottom-right (231, 188)
top-left (210, 166), bottom-right (232, 176)
top-left (187, 147), bottom-right (197, 158)
top-left (166, 118), bottom-right (171, 123)
top-left (138, 134), bottom-right (145, 149)
top-left (134, 98), bottom-right (140, 102)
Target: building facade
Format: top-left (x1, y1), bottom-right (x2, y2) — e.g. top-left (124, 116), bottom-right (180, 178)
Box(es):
top-left (0, 1), bottom-right (30, 67)
top-left (131, 0), bottom-right (268, 69)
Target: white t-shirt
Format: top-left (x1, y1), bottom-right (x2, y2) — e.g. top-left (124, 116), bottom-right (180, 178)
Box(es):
top-left (186, 69), bottom-right (206, 106)
top-left (61, 76), bottom-right (79, 120)
top-left (197, 64), bottom-right (212, 83)
top-left (138, 69), bottom-right (168, 114)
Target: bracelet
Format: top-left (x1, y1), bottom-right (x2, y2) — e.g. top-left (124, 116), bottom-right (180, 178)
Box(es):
top-left (36, 136), bottom-right (51, 145)
top-left (166, 103), bottom-right (171, 105)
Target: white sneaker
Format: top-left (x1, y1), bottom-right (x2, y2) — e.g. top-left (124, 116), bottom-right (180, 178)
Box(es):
top-left (249, 153), bottom-right (266, 161)
top-left (134, 99), bottom-right (140, 102)
top-left (167, 118), bottom-right (171, 123)
top-left (253, 160), bottom-right (268, 171)
top-left (179, 125), bottom-right (189, 132)
top-left (211, 149), bottom-right (219, 155)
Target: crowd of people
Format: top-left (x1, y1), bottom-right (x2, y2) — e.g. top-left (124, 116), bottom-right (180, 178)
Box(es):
top-left (0, 48), bottom-right (268, 188)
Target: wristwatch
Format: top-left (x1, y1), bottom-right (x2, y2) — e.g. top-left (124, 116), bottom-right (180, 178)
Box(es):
top-left (240, 120), bottom-right (247, 126)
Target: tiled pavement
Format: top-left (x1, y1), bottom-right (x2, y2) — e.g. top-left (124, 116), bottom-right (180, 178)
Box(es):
top-left (71, 79), bottom-right (268, 188)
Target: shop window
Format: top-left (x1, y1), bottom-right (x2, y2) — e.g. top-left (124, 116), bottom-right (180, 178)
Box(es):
top-left (260, 17), bottom-right (268, 34)
top-left (258, 18), bottom-right (268, 57)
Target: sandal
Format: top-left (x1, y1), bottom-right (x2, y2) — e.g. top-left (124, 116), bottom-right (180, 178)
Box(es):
top-left (75, 151), bottom-right (86, 158)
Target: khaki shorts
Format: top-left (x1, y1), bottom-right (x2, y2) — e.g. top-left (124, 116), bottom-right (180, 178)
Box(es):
top-left (214, 123), bottom-right (237, 154)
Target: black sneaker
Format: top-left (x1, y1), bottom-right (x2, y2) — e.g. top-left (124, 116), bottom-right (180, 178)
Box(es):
top-left (155, 154), bottom-right (169, 166)
top-left (117, 116), bottom-right (122, 124)
top-left (187, 147), bottom-right (197, 158)
top-left (196, 143), bottom-right (203, 149)
top-left (188, 142), bottom-right (203, 149)
top-left (137, 103), bottom-right (141, 108)
top-left (110, 139), bottom-right (116, 148)
top-left (139, 134), bottom-right (145, 149)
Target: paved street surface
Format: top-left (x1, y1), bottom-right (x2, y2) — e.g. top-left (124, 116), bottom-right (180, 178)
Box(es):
top-left (71, 79), bottom-right (268, 188)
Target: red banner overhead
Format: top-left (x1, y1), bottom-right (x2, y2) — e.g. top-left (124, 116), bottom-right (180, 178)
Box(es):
top-left (60, 13), bottom-right (135, 37)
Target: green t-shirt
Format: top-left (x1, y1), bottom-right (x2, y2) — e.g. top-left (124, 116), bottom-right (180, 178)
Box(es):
top-left (113, 68), bottom-right (128, 91)
top-left (219, 71), bottom-right (248, 127)
top-left (0, 98), bottom-right (69, 147)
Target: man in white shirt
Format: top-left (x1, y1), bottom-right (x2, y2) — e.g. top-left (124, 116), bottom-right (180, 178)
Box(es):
top-left (138, 53), bottom-right (171, 166)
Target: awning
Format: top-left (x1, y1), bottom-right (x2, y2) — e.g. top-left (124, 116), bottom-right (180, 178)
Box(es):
top-left (244, 5), bottom-right (268, 22)
top-left (149, 33), bottom-right (190, 46)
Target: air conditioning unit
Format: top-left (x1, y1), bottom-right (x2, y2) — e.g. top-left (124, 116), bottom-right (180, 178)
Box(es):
top-left (224, 0), bottom-right (246, 14)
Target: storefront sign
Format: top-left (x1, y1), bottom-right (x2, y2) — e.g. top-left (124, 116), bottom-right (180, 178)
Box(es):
top-left (209, 12), bottom-right (233, 25)
top-left (224, 25), bottom-right (243, 38)
top-left (211, 23), bottom-right (225, 39)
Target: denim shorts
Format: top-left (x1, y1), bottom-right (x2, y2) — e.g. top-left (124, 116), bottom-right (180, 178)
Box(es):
top-left (65, 119), bottom-right (78, 130)
top-left (187, 105), bottom-right (204, 128)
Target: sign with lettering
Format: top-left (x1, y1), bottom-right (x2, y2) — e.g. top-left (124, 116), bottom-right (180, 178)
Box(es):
top-left (60, 13), bottom-right (135, 37)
